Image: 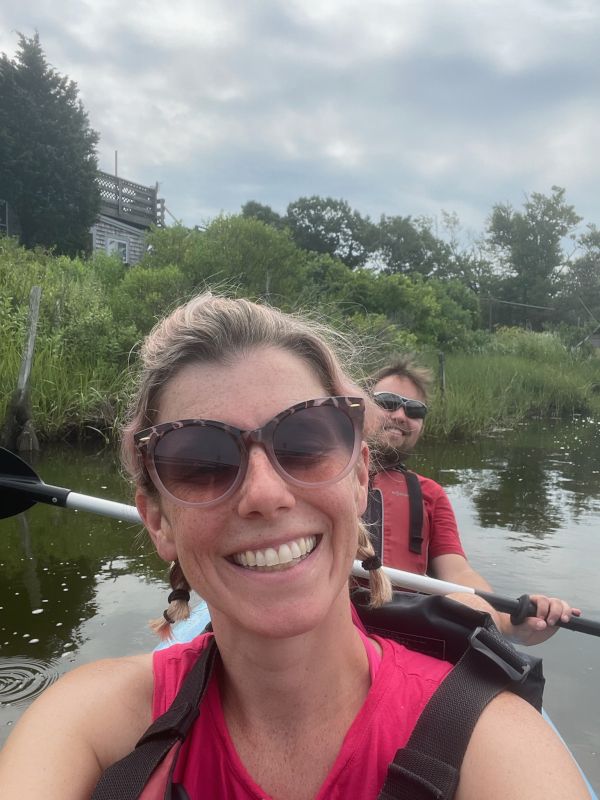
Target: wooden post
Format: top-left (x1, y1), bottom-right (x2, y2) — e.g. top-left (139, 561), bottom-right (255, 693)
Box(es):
top-left (16, 286), bottom-right (42, 410)
top-left (0, 286), bottom-right (42, 452)
top-left (438, 351), bottom-right (446, 397)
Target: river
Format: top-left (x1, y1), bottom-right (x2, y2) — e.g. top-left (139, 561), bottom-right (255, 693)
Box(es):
top-left (0, 417), bottom-right (599, 790)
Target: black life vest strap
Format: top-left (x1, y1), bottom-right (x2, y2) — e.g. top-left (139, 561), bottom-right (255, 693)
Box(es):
top-left (91, 638), bottom-right (219, 800)
top-left (377, 624), bottom-right (531, 800)
top-left (365, 486), bottom-right (384, 560)
top-left (404, 469), bottom-right (424, 555)
top-left (366, 467), bottom-right (424, 559)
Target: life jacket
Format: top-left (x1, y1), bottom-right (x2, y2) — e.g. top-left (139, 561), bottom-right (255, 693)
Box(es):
top-left (91, 591), bottom-right (544, 800)
top-left (366, 467), bottom-right (429, 573)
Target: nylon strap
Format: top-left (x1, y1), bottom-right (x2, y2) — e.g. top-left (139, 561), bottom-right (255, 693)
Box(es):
top-left (91, 638), bottom-right (218, 800)
top-left (365, 486), bottom-right (384, 560)
top-left (404, 469), bottom-right (424, 555)
top-left (366, 468), bottom-right (424, 559)
top-left (377, 625), bottom-right (528, 800)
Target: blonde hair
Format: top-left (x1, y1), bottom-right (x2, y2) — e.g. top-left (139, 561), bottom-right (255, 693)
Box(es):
top-left (121, 292), bottom-right (392, 637)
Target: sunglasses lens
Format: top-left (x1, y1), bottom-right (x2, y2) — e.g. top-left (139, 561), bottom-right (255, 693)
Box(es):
top-left (153, 425), bottom-right (241, 504)
top-left (374, 393), bottom-right (427, 419)
top-left (273, 405), bottom-right (357, 485)
top-left (373, 393), bottom-right (402, 412)
top-left (403, 401), bottom-right (428, 419)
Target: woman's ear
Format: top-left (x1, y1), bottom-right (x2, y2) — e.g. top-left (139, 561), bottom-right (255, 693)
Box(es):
top-left (136, 489), bottom-right (177, 563)
top-left (354, 442), bottom-right (370, 516)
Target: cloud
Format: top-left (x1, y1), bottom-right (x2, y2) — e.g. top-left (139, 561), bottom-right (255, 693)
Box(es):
top-left (3, 0), bottom-right (600, 232)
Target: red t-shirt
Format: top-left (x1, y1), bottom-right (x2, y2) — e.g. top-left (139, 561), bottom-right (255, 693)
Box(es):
top-left (372, 470), bottom-right (466, 573)
top-left (153, 632), bottom-right (452, 799)
top-left (419, 474), bottom-right (466, 561)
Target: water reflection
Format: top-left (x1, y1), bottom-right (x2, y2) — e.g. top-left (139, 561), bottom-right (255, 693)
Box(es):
top-left (0, 445), bottom-right (166, 663)
top-left (417, 418), bottom-right (600, 543)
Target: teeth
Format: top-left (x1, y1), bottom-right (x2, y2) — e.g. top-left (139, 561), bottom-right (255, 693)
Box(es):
top-left (231, 535), bottom-right (318, 569)
top-left (278, 544), bottom-right (292, 564)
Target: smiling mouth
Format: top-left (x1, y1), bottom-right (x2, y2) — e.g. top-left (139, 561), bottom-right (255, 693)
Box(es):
top-left (230, 535), bottom-right (319, 571)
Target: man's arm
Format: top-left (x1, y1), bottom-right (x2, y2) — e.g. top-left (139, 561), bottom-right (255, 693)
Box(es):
top-left (430, 552), bottom-right (581, 645)
top-left (426, 482), bottom-right (581, 644)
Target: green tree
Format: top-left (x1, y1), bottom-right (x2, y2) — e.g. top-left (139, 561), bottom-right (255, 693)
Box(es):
top-left (143, 216), bottom-right (312, 305)
top-left (241, 201), bottom-right (284, 229)
top-left (0, 33), bottom-right (100, 255)
top-left (486, 186), bottom-right (581, 329)
top-left (285, 196), bottom-right (375, 269)
top-left (555, 225), bottom-right (600, 332)
top-left (374, 214), bottom-right (453, 277)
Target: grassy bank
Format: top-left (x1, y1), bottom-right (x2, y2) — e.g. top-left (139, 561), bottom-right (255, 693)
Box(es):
top-left (3, 333), bottom-right (600, 444)
top-left (424, 333), bottom-right (600, 439)
top-left (1, 337), bottom-right (129, 443)
top-left (2, 238), bottom-right (600, 443)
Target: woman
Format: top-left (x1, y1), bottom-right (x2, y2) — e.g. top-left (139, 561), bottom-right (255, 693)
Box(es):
top-left (0, 294), bottom-right (588, 799)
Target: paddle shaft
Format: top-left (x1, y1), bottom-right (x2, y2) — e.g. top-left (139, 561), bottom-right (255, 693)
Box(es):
top-left (3, 467), bottom-right (600, 637)
top-left (0, 476), bottom-right (142, 524)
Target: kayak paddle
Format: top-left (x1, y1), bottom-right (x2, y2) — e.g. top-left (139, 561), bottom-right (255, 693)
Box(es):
top-left (0, 445), bottom-right (140, 524)
top-left (1, 446), bottom-right (599, 637)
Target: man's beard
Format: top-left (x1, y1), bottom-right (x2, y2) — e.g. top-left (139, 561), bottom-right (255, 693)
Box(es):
top-left (370, 427), bottom-right (416, 471)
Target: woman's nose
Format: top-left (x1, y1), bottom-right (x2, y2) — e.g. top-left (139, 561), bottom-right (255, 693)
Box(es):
top-left (236, 445), bottom-right (296, 518)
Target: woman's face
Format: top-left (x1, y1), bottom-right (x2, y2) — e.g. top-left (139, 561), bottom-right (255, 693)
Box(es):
top-left (136, 345), bottom-right (369, 639)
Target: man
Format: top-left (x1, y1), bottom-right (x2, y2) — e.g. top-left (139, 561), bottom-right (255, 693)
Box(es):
top-left (368, 356), bottom-right (580, 645)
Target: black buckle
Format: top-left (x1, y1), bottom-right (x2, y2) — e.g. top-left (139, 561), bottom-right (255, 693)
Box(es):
top-left (469, 626), bottom-right (531, 683)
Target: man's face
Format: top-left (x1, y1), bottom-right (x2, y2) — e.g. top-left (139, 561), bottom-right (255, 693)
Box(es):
top-left (372, 375), bottom-right (426, 462)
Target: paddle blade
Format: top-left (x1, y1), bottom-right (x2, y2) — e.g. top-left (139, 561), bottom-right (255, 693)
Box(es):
top-left (0, 447), bottom-right (40, 518)
top-left (0, 489), bottom-right (37, 518)
top-left (0, 446), bottom-right (40, 480)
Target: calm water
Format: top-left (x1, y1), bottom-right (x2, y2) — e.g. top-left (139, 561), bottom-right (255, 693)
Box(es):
top-left (0, 419), bottom-right (599, 790)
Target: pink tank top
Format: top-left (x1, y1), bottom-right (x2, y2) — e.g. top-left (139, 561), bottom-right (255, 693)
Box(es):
top-left (153, 631), bottom-right (451, 799)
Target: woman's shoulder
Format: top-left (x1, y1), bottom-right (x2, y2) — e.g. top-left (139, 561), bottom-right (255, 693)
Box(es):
top-left (27, 651), bottom-right (155, 748)
top-left (0, 652), bottom-right (155, 799)
top-left (50, 651), bottom-right (154, 701)
top-left (456, 691), bottom-right (590, 799)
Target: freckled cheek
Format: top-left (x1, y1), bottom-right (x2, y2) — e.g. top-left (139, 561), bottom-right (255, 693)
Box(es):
top-left (323, 489), bottom-right (362, 533)
top-left (169, 507), bottom-right (229, 551)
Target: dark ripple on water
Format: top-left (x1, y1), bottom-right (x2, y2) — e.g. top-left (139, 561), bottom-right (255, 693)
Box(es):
top-left (0, 658), bottom-right (59, 705)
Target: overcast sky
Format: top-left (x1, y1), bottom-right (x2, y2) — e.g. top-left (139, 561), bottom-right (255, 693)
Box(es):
top-left (2, 0), bottom-right (600, 239)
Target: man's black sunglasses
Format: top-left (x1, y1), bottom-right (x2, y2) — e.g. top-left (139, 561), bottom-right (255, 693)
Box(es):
top-left (373, 392), bottom-right (428, 419)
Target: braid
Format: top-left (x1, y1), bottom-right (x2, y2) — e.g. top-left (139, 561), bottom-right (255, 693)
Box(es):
top-left (356, 522), bottom-right (392, 607)
top-left (150, 561), bottom-right (192, 640)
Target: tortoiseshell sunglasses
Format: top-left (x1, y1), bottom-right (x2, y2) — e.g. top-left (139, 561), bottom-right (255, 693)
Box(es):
top-left (134, 396), bottom-right (365, 507)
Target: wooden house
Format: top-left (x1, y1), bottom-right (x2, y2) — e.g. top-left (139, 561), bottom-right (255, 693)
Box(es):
top-left (90, 171), bottom-right (165, 264)
top-left (1, 172), bottom-right (165, 265)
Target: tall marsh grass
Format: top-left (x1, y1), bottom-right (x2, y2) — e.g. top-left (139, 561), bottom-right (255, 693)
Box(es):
top-left (3, 237), bottom-right (600, 441)
top-left (0, 335), bottom-right (129, 442)
top-left (425, 347), bottom-right (600, 439)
